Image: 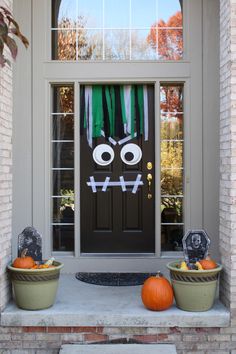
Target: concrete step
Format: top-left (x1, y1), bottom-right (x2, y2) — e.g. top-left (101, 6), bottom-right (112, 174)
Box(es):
top-left (60, 344), bottom-right (177, 354)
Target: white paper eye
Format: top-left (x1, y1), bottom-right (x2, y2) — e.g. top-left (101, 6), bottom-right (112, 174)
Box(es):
top-left (120, 143), bottom-right (142, 165)
top-left (92, 144), bottom-right (114, 166)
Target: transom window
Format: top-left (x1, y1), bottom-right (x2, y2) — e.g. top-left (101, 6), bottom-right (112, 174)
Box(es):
top-left (52, 0), bottom-right (183, 61)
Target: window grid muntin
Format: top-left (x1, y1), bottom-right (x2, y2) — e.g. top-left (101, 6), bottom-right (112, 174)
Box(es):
top-left (51, 84), bottom-right (75, 252)
top-left (51, 0), bottom-right (183, 61)
top-left (160, 83), bottom-right (184, 252)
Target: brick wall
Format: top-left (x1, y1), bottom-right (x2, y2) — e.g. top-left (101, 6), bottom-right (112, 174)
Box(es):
top-left (0, 326), bottom-right (234, 354)
top-left (219, 0), bottom-right (233, 310)
top-left (0, 0), bottom-right (13, 311)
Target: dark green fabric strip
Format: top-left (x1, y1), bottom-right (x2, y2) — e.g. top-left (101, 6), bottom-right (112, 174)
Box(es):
top-left (120, 86), bottom-right (127, 124)
top-left (137, 85), bottom-right (144, 135)
top-left (105, 86), bottom-right (113, 136)
top-left (92, 85), bottom-right (104, 137)
top-left (131, 86), bottom-right (135, 138)
top-left (110, 86), bottom-right (115, 136)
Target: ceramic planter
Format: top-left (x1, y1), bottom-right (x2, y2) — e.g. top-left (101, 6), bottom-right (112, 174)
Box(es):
top-left (7, 261), bottom-right (63, 310)
top-left (166, 261), bottom-right (222, 312)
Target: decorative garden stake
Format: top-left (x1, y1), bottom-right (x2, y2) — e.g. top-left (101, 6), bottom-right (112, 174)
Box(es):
top-left (18, 226), bottom-right (42, 261)
top-left (182, 229), bottom-right (210, 264)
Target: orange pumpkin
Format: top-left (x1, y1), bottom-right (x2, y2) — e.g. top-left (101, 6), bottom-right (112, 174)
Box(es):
top-left (199, 257), bottom-right (217, 270)
top-left (12, 249), bottom-right (35, 269)
top-left (141, 272), bottom-right (174, 311)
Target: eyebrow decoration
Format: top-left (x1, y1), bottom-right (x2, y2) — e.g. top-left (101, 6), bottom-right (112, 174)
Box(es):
top-left (118, 133), bottom-right (137, 145)
top-left (101, 131), bottom-right (117, 146)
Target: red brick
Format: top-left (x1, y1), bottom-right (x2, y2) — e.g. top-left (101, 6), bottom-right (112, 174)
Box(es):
top-left (157, 334), bottom-right (169, 341)
top-left (23, 327), bottom-right (46, 333)
top-left (84, 333), bottom-right (108, 342)
top-left (47, 327), bottom-right (71, 333)
top-left (132, 335), bottom-right (157, 343)
top-left (72, 327), bottom-right (103, 333)
top-left (195, 327), bottom-right (220, 334)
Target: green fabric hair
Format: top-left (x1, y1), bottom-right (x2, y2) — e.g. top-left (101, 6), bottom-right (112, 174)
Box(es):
top-left (92, 85), bottom-right (104, 137)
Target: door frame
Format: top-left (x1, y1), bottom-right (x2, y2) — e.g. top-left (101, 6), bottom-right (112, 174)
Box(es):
top-left (12, 0), bottom-right (208, 273)
top-left (46, 77), bottom-right (191, 272)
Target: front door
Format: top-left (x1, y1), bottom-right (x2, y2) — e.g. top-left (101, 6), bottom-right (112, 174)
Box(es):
top-left (80, 84), bottom-right (155, 254)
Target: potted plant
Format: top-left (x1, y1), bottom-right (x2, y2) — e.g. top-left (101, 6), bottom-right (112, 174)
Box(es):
top-left (7, 251), bottom-right (63, 310)
top-left (167, 259), bottom-right (222, 312)
top-left (166, 230), bottom-right (222, 312)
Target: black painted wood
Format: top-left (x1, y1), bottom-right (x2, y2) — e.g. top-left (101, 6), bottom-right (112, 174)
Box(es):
top-left (80, 85), bottom-right (155, 254)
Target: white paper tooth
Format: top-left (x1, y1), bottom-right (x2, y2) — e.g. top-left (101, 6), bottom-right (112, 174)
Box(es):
top-left (88, 176), bottom-right (97, 193)
top-left (119, 176), bottom-right (126, 192)
top-left (102, 177), bottom-right (110, 192)
top-left (132, 174), bottom-right (142, 194)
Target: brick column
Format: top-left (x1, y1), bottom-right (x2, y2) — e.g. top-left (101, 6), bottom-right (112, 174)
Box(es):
top-left (220, 0), bottom-right (236, 311)
top-left (0, 0), bottom-right (13, 310)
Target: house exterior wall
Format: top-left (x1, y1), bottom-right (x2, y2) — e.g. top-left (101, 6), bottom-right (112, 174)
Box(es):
top-left (219, 0), bottom-right (233, 310)
top-left (2, 0), bottom-right (236, 353)
top-left (0, 0), bottom-right (13, 311)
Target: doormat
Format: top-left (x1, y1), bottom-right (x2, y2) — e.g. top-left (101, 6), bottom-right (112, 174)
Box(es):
top-left (75, 272), bottom-right (156, 286)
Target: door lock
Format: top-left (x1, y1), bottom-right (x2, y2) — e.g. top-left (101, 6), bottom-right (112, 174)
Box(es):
top-left (147, 162), bottom-right (153, 170)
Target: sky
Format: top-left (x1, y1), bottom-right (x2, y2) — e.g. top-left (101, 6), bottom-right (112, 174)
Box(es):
top-left (55, 0), bottom-right (182, 29)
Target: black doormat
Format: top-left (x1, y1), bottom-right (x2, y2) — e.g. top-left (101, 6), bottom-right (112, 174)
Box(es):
top-left (75, 272), bottom-right (156, 286)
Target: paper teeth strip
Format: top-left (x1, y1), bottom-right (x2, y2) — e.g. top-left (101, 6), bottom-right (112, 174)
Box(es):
top-left (87, 174), bottom-right (143, 194)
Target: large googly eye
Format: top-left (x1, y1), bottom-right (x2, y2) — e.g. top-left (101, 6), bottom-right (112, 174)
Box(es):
top-left (120, 143), bottom-right (142, 165)
top-left (93, 144), bottom-right (114, 166)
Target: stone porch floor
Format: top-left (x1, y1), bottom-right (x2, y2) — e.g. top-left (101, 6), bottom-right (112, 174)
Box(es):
top-left (1, 274), bottom-right (230, 328)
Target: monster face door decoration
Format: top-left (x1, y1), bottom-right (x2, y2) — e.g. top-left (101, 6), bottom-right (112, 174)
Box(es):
top-left (88, 140), bottom-right (143, 193)
top-left (81, 85), bottom-right (149, 194)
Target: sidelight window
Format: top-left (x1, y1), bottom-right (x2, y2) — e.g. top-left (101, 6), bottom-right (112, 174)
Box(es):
top-left (160, 84), bottom-right (184, 251)
top-left (51, 85), bottom-right (75, 251)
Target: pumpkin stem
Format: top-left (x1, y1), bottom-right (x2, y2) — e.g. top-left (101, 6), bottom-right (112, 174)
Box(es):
top-left (156, 271), bottom-right (163, 278)
top-left (21, 249), bottom-right (28, 258)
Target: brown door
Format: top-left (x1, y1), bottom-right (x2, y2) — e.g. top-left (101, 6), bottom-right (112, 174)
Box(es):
top-left (80, 85), bottom-right (155, 253)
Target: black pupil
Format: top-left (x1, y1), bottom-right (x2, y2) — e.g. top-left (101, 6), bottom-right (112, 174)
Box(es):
top-left (101, 152), bottom-right (111, 161)
top-left (124, 152), bottom-right (134, 162)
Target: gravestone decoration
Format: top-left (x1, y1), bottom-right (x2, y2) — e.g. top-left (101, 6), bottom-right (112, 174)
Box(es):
top-left (18, 226), bottom-right (42, 261)
top-left (182, 229), bottom-right (210, 264)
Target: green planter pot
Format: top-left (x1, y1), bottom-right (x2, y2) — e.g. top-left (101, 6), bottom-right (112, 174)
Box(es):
top-left (166, 261), bottom-right (222, 312)
top-left (7, 261), bottom-right (63, 310)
